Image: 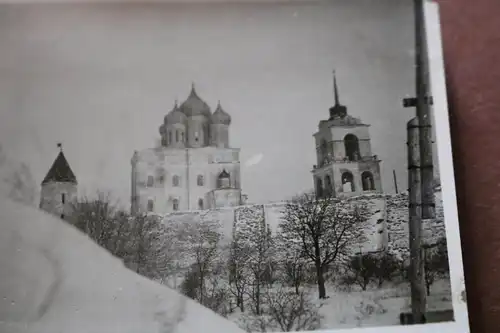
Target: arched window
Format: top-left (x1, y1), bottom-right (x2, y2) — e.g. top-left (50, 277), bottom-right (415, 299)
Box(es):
top-left (168, 131), bottom-right (172, 145)
top-left (156, 168), bottom-right (165, 184)
top-left (181, 132), bottom-right (185, 142)
top-left (198, 198), bottom-right (204, 210)
top-left (197, 175), bottom-right (204, 186)
top-left (147, 199), bottom-right (154, 212)
top-left (172, 175), bottom-right (180, 187)
top-left (176, 130), bottom-right (179, 142)
top-left (344, 134), bottom-right (360, 161)
top-left (362, 171), bottom-right (375, 191)
top-left (324, 175), bottom-right (333, 196)
top-left (341, 171), bottom-right (355, 192)
top-left (172, 199), bottom-right (179, 211)
top-left (147, 175), bottom-right (154, 187)
top-left (61, 193), bottom-right (66, 204)
top-left (218, 170), bottom-right (230, 188)
top-left (316, 178), bottom-right (323, 198)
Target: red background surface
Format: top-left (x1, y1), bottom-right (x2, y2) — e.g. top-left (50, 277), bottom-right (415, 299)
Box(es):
top-left (436, 1), bottom-right (500, 332)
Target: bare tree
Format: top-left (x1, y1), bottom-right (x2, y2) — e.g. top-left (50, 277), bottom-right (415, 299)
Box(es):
top-left (275, 233), bottom-right (308, 295)
top-left (228, 236), bottom-right (251, 312)
top-left (178, 215), bottom-right (224, 308)
top-left (231, 208), bottom-right (275, 316)
top-left (279, 191), bottom-right (368, 299)
top-left (69, 193), bottom-right (163, 280)
top-left (247, 229), bottom-right (274, 315)
top-left (0, 145), bottom-right (37, 206)
top-left (203, 256), bottom-right (231, 317)
top-left (69, 193), bottom-right (125, 254)
top-left (125, 213), bottom-right (164, 280)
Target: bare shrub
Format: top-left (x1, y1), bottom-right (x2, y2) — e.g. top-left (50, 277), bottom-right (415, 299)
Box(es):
top-left (423, 237), bottom-right (449, 295)
top-left (340, 253), bottom-right (378, 291)
top-left (239, 286), bottom-right (322, 332)
top-left (264, 286), bottom-right (322, 332)
top-left (354, 298), bottom-right (387, 327)
top-left (374, 252), bottom-right (401, 287)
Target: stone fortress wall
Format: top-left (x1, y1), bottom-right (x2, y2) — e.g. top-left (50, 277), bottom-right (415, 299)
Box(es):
top-left (155, 187), bottom-right (446, 258)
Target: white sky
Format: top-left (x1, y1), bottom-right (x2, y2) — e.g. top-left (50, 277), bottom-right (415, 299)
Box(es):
top-left (0, 0), bottom-right (425, 208)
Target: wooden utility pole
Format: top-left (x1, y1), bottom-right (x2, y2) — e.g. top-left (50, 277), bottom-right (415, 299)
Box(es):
top-left (404, 0), bottom-right (435, 220)
top-left (414, 0), bottom-right (435, 220)
top-left (407, 118), bottom-right (426, 323)
top-left (402, 0), bottom-right (434, 323)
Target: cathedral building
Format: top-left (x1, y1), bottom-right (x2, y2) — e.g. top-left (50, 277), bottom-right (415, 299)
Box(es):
top-left (131, 84), bottom-right (243, 215)
top-left (39, 144), bottom-right (78, 220)
top-left (312, 73), bottom-right (383, 198)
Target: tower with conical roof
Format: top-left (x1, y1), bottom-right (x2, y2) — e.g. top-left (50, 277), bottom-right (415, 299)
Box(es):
top-left (311, 71), bottom-right (382, 198)
top-left (39, 143), bottom-right (78, 220)
top-left (131, 83), bottom-right (243, 215)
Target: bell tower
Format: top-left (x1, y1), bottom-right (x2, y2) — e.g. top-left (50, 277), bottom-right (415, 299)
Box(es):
top-left (39, 143), bottom-right (78, 220)
top-left (311, 71), bottom-right (382, 198)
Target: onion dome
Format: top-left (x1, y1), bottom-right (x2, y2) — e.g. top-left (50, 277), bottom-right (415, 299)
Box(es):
top-left (179, 83), bottom-right (212, 118)
top-left (211, 101), bottom-right (231, 125)
top-left (165, 100), bottom-right (187, 124)
top-left (159, 123), bottom-right (166, 136)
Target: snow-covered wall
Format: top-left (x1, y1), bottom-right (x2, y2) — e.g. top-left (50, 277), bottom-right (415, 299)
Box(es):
top-left (155, 187), bottom-right (445, 261)
top-left (385, 189), bottom-right (446, 258)
top-left (155, 194), bottom-right (390, 253)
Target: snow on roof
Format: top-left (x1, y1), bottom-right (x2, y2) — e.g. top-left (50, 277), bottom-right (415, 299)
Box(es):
top-left (0, 198), bottom-right (245, 333)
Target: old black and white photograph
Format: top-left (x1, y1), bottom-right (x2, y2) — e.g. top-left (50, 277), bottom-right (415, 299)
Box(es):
top-left (0, 1), bottom-right (469, 333)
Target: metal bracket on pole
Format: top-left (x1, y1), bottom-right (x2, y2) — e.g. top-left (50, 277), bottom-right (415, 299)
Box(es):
top-left (403, 96), bottom-right (433, 108)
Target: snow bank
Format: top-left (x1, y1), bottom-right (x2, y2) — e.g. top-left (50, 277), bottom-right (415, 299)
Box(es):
top-left (0, 198), bottom-right (245, 333)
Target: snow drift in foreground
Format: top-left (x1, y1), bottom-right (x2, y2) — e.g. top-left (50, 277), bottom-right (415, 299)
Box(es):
top-left (0, 198), bottom-right (245, 333)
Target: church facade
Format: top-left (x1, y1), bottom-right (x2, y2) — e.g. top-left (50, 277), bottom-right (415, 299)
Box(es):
top-left (312, 73), bottom-right (383, 198)
top-left (131, 84), bottom-right (244, 215)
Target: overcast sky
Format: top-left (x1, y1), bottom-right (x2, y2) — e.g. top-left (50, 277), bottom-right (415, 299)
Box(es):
top-left (0, 0), bottom-right (429, 208)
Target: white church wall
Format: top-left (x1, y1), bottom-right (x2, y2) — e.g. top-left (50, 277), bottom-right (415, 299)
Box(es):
top-left (133, 146), bottom-right (242, 213)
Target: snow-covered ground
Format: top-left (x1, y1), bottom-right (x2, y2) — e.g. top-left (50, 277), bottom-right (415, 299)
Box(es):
top-left (226, 279), bottom-right (452, 331)
top-left (0, 198), bottom-right (246, 333)
top-left (315, 279), bottom-right (452, 329)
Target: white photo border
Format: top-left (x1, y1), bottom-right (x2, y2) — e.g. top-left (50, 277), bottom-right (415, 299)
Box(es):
top-left (298, 2), bottom-right (470, 333)
top-left (0, 0), bottom-right (469, 332)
